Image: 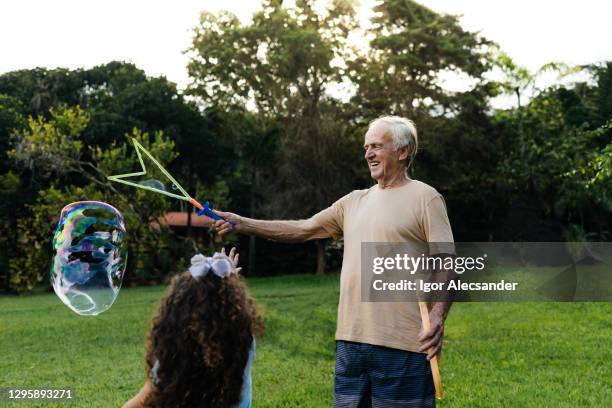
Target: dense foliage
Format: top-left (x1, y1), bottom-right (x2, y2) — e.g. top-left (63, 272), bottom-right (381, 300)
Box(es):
top-left (0, 1), bottom-right (609, 292)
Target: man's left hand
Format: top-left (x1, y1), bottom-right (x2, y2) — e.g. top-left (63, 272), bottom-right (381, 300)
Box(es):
top-left (417, 311), bottom-right (445, 361)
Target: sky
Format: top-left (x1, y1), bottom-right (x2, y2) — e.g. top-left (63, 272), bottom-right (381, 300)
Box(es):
top-left (1, 0), bottom-right (611, 105)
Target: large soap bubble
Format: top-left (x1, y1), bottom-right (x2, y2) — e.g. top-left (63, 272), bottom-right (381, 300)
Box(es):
top-left (51, 201), bottom-right (128, 316)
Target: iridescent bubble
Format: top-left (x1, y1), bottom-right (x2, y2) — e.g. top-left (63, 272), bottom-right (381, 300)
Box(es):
top-left (138, 179), bottom-right (167, 192)
top-left (51, 201), bottom-right (128, 316)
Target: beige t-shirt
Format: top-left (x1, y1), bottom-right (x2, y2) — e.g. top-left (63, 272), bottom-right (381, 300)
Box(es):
top-left (313, 180), bottom-right (454, 353)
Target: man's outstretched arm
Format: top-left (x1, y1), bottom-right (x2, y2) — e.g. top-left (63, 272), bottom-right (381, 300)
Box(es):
top-left (212, 210), bottom-right (330, 243)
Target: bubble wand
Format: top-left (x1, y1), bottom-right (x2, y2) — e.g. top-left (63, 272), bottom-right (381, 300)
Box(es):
top-left (419, 301), bottom-right (444, 400)
top-left (107, 138), bottom-right (235, 229)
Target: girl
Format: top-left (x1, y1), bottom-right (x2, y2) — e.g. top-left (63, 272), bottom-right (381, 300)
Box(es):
top-left (124, 248), bottom-right (264, 408)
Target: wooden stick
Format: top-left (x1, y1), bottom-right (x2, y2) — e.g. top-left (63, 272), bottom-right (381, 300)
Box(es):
top-left (419, 301), bottom-right (444, 400)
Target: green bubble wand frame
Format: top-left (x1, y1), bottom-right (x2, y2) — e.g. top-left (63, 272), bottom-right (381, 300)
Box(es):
top-left (107, 138), bottom-right (234, 228)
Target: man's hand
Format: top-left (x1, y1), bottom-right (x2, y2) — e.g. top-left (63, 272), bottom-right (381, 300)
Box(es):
top-left (211, 210), bottom-right (243, 238)
top-left (417, 310), bottom-right (445, 361)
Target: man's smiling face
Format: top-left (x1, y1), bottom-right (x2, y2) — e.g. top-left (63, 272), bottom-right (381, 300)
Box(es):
top-left (364, 121), bottom-right (408, 182)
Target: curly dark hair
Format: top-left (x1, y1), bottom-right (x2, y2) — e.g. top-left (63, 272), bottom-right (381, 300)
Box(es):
top-left (143, 271), bottom-right (264, 408)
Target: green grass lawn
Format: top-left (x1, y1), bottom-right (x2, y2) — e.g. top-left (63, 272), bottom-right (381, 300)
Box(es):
top-left (1, 274), bottom-right (610, 407)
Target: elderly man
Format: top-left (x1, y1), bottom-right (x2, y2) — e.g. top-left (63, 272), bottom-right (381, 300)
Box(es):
top-left (214, 116), bottom-right (454, 408)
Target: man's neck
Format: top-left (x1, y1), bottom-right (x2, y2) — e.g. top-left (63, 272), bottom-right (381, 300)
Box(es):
top-left (377, 173), bottom-right (411, 189)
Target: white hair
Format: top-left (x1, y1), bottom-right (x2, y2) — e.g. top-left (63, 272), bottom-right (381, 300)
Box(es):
top-left (368, 115), bottom-right (418, 169)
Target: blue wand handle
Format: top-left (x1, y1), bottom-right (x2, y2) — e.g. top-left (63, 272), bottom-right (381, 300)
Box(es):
top-left (196, 201), bottom-right (236, 231)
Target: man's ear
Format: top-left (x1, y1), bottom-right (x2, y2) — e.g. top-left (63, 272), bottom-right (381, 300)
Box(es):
top-left (398, 145), bottom-right (409, 162)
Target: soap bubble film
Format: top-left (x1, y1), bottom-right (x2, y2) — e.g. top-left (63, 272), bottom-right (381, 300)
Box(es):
top-left (51, 201), bottom-right (127, 316)
top-left (138, 179), bottom-right (167, 191)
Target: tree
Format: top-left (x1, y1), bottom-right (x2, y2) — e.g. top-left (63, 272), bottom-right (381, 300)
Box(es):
top-left (346, 1), bottom-right (502, 240)
top-left (0, 95), bottom-right (29, 289)
top-left (0, 62), bottom-right (229, 246)
top-left (0, 94), bottom-right (26, 172)
top-left (349, 0), bottom-right (494, 121)
top-left (7, 105), bottom-right (182, 292)
top-left (188, 0), bottom-right (356, 115)
top-left (494, 85), bottom-right (610, 240)
top-left (0, 67), bottom-right (84, 115)
top-left (188, 0), bottom-right (360, 274)
top-left (571, 124), bottom-right (612, 215)
top-left (590, 62), bottom-right (612, 126)
top-left (0, 62), bottom-right (223, 188)
top-left (267, 102), bottom-right (362, 274)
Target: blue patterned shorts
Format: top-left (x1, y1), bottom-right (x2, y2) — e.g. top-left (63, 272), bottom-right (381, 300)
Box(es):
top-left (334, 341), bottom-right (435, 408)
